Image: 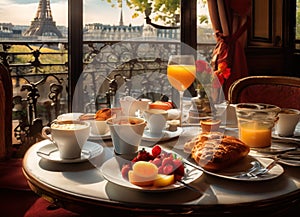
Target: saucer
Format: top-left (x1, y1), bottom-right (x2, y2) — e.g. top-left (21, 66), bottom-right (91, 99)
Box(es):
top-left (37, 141), bottom-right (103, 163)
top-left (89, 131), bottom-right (111, 140)
top-left (142, 127), bottom-right (183, 142)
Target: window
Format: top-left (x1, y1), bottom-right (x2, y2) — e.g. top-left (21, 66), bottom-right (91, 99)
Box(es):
top-left (296, 0), bottom-right (300, 49)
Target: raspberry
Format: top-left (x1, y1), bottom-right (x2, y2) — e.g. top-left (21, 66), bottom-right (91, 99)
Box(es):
top-left (162, 157), bottom-right (173, 167)
top-left (163, 164), bottom-right (174, 175)
top-left (151, 158), bottom-right (162, 167)
top-left (121, 164), bottom-right (132, 179)
top-left (172, 159), bottom-right (183, 169)
top-left (175, 164), bottom-right (185, 177)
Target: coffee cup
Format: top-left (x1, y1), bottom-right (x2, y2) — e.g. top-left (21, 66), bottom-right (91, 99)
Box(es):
top-left (42, 120), bottom-right (90, 159)
top-left (143, 109), bottom-right (168, 136)
top-left (275, 108), bottom-right (300, 136)
top-left (107, 116), bottom-right (146, 155)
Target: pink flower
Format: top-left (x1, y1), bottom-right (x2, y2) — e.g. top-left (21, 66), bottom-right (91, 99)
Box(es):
top-left (195, 59), bottom-right (213, 85)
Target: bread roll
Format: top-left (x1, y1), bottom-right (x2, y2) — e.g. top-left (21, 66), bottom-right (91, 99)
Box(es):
top-left (184, 132), bottom-right (250, 171)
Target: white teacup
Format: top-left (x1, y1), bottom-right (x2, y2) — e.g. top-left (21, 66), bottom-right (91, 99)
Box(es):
top-left (120, 96), bottom-right (151, 116)
top-left (90, 119), bottom-right (109, 135)
top-left (143, 109), bottom-right (168, 136)
top-left (107, 116), bottom-right (146, 155)
top-left (42, 120), bottom-right (90, 159)
top-left (276, 108), bottom-right (300, 136)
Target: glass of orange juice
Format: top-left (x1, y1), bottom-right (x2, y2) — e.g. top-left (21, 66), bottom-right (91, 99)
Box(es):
top-left (235, 103), bottom-right (280, 148)
top-left (167, 55), bottom-right (196, 125)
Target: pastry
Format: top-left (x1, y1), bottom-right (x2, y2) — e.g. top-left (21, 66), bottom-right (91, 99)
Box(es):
top-left (184, 132), bottom-right (250, 171)
top-left (79, 113), bottom-right (95, 120)
top-left (95, 108), bottom-right (112, 120)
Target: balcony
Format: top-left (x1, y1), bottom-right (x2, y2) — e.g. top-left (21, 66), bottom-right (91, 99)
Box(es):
top-left (0, 39), bottom-right (215, 155)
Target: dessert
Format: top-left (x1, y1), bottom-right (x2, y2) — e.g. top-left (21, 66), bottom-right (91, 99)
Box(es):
top-left (121, 145), bottom-right (184, 187)
top-left (95, 108), bottom-right (112, 120)
top-left (149, 101), bottom-right (174, 110)
top-left (200, 119), bottom-right (221, 132)
top-left (79, 108), bottom-right (113, 121)
top-left (184, 132), bottom-right (250, 171)
top-left (79, 113), bottom-right (95, 120)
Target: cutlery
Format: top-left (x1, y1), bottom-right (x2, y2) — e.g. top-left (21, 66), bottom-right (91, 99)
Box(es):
top-left (247, 158), bottom-right (279, 178)
top-left (177, 180), bottom-right (205, 194)
top-left (252, 150), bottom-right (300, 161)
top-left (233, 161), bottom-right (263, 178)
top-left (251, 146), bottom-right (297, 154)
top-left (182, 159), bottom-right (205, 172)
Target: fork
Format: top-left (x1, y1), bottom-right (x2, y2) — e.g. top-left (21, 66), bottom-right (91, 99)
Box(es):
top-left (247, 157), bottom-right (279, 178)
top-left (233, 161), bottom-right (263, 178)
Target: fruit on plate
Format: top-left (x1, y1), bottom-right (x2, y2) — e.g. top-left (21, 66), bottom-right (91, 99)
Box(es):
top-left (153, 174), bottom-right (175, 187)
top-left (121, 145), bottom-right (185, 187)
top-left (128, 161), bottom-right (158, 186)
top-left (132, 161), bottom-right (158, 179)
top-left (128, 170), bottom-right (155, 186)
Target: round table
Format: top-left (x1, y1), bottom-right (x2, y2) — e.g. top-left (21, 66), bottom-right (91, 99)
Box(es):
top-left (22, 126), bottom-right (300, 216)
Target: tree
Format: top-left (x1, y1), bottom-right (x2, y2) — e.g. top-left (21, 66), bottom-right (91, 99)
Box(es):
top-left (102, 0), bottom-right (208, 26)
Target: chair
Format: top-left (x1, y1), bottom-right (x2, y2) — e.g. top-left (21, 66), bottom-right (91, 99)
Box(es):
top-left (228, 75), bottom-right (300, 110)
top-left (0, 63), bottom-right (81, 217)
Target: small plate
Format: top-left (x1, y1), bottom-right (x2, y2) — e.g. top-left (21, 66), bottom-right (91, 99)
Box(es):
top-left (37, 141), bottom-right (103, 163)
top-left (186, 155), bottom-right (284, 181)
top-left (100, 155), bottom-right (202, 192)
top-left (272, 132), bottom-right (300, 143)
top-left (89, 131), bottom-right (111, 140)
top-left (142, 127), bottom-right (183, 142)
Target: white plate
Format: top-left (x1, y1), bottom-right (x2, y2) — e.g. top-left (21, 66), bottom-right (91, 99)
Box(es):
top-left (100, 149), bottom-right (203, 192)
top-left (187, 155), bottom-right (284, 181)
top-left (37, 141), bottom-right (103, 163)
top-left (89, 131), bottom-right (111, 140)
top-left (142, 127), bottom-right (183, 142)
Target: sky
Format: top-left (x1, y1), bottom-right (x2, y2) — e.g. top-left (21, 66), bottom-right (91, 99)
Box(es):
top-left (0, 0), bottom-right (145, 26)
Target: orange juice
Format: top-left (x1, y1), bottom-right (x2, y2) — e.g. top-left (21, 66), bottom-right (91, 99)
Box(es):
top-left (167, 65), bottom-right (196, 91)
top-left (239, 122), bottom-right (272, 148)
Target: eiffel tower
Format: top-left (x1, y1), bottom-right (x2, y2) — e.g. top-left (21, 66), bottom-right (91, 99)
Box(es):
top-left (23, 0), bottom-right (62, 37)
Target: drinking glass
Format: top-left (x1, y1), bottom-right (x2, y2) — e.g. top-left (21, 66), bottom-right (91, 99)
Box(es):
top-left (167, 55), bottom-right (196, 125)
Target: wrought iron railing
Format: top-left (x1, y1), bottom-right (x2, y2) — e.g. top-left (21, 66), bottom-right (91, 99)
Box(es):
top-left (0, 39), bottom-right (215, 152)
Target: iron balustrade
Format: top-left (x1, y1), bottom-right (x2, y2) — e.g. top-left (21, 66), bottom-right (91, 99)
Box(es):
top-left (0, 39), bottom-right (215, 154)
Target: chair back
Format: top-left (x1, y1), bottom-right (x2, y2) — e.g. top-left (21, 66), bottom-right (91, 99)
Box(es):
top-left (228, 76), bottom-right (300, 110)
top-left (0, 63), bottom-right (12, 160)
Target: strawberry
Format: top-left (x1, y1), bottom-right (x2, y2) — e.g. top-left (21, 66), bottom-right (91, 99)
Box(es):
top-left (151, 145), bottom-right (161, 158)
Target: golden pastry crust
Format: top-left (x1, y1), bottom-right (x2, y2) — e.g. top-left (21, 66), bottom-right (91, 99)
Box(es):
top-left (79, 113), bottom-right (95, 120)
top-left (185, 132), bottom-right (250, 171)
top-left (95, 108), bottom-right (112, 121)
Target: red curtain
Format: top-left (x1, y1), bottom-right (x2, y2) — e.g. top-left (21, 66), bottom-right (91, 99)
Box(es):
top-left (207, 0), bottom-right (251, 99)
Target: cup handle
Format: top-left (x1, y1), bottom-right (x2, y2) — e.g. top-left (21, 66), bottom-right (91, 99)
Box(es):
top-left (41, 126), bottom-right (53, 142)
